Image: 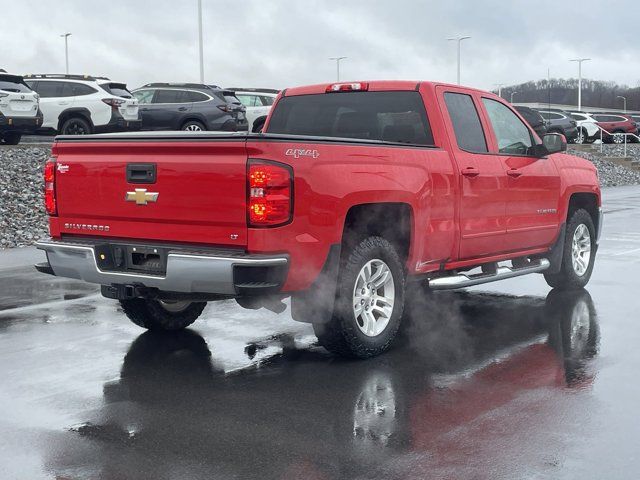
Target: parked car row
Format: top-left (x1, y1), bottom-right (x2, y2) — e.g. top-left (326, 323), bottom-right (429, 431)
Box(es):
top-left (514, 103), bottom-right (640, 145)
top-left (0, 70), bottom-right (279, 144)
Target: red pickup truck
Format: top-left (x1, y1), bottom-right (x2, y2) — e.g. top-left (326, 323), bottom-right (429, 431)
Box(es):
top-left (36, 80), bottom-right (602, 358)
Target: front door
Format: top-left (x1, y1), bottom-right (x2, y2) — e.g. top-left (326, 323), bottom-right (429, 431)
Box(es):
top-left (438, 88), bottom-right (508, 260)
top-left (480, 97), bottom-right (561, 251)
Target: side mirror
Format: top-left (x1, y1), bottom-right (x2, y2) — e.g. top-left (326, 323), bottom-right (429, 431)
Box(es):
top-left (542, 133), bottom-right (567, 154)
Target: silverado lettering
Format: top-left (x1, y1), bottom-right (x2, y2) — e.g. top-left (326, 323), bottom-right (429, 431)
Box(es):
top-left (36, 80), bottom-right (602, 359)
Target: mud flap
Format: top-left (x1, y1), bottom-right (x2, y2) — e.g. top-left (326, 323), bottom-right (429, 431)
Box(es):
top-left (546, 223), bottom-right (566, 274)
top-left (291, 244), bottom-right (341, 324)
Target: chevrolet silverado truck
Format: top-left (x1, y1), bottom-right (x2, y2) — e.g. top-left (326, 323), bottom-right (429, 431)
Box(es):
top-left (35, 80), bottom-right (602, 358)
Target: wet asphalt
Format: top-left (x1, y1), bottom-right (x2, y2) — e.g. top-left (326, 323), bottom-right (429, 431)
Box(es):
top-left (1, 186), bottom-right (640, 480)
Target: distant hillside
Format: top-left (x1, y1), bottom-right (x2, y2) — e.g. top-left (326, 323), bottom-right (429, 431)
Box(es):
top-left (496, 79), bottom-right (640, 111)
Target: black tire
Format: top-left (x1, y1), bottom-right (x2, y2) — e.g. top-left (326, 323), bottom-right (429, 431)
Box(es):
top-left (313, 236), bottom-right (405, 359)
top-left (1, 132), bottom-right (21, 145)
top-left (544, 209), bottom-right (596, 290)
top-left (119, 298), bottom-right (206, 331)
top-left (181, 120), bottom-right (206, 132)
top-left (252, 117), bottom-right (266, 133)
top-left (61, 116), bottom-right (92, 135)
top-left (574, 128), bottom-right (588, 145)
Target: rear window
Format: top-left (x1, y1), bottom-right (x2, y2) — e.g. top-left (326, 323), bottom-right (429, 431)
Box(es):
top-left (266, 91), bottom-right (434, 145)
top-left (592, 114), bottom-right (626, 122)
top-left (224, 94), bottom-right (241, 104)
top-left (100, 83), bottom-right (132, 98)
top-left (0, 76), bottom-right (31, 93)
top-left (443, 92), bottom-right (487, 153)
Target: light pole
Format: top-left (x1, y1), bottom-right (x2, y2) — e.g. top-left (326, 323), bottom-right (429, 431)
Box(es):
top-left (617, 95), bottom-right (627, 113)
top-left (447, 36), bottom-right (471, 85)
top-left (329, 56), bottom-right (347, 82)
top-left (570, 58), bottom-right (591, 111)
top-left (197, 0), bottom-right (204, 83)
top-left (510, 91), bottom-right (518, 103)
top-left (494, 83), bottom-right (504, 98)
top-left (60, 33), bottom-right (71, 74)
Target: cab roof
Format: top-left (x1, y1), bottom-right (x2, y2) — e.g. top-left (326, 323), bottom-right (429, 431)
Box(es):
top-left (282, 80), bottom-right (493, 97)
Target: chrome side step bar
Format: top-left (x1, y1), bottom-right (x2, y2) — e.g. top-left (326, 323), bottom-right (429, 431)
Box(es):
top-left (428, 258), bottom-right (550, 290)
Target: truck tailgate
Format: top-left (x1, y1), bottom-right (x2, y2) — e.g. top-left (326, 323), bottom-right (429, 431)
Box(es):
top-left (52, 140), bottom-right (248, 247)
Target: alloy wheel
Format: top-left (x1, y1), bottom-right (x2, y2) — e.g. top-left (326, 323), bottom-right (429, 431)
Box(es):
top-left (571, 224), bottom-right (591, 276)
top-left (352, 259), bottom-right (395, 337)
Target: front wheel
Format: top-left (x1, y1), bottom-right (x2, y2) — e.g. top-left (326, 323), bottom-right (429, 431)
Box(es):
top-left (544, 209), bottom-right (596, 290)
top-left (119, 298), bottom-right (207, 331)
top-left (313, 236), bottom-right (405, 358)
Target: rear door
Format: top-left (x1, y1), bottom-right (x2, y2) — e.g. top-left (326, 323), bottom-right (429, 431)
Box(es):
top-left (151, 89), bottom-right (192, 130)
top-left (480, 97), bottom-right (561, 251)
top-left (438, 87), bottom-right (508, 260)
top-left (53, 138), bottom-right (249, 246)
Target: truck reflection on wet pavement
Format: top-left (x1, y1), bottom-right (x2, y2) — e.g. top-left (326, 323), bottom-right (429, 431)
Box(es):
top-left (41, 289), bottom-right (597, 480)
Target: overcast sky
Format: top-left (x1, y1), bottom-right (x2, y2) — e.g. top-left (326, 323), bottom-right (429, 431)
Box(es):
top-left (2, 0), bottom-right (639, 91)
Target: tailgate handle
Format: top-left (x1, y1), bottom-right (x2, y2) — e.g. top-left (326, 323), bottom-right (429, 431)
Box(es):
top-left (126, 163), bottom-right (156, 184)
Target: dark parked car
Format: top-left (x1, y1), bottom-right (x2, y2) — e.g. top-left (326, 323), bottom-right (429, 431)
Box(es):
top-left (513, 106), bottom-right (548, 138)
top-left (534, 109), bottom-right (578, 142)
top-left (132, 83), bottom-right (247, 132)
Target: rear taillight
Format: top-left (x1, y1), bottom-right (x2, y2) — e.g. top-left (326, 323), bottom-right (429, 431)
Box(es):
top-left (44, 158), bottom-right (57, 216)
top-left (102, 98), bottom-right (125, 108)
top-left (218, 104), bottom-right (232, 112)
top-left (248, 160), bottom-right (292, 227)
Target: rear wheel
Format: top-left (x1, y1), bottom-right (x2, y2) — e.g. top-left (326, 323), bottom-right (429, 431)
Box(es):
top-left (612, 130), bottom-right (625, 144)
top-left (61, 117), bottom-right (91, 135)
top-left (119, 298), bottom-right (207, 331)
top-left (544, 208), bottom-right (596, 290)
top-left (181, 120), bottom-right (206, 132)
top-left (313, 236), bottom-right (405, 358)
top-left (1, 132), bottom-right (21, 145)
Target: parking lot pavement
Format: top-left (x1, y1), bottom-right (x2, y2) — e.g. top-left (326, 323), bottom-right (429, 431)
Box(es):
top-left (1, 188), bottom-right (640, 479)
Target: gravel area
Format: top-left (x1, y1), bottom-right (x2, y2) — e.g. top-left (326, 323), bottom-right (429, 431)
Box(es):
top-left (0, 146), bottom-right (50, 249)
top-left (568, 145), bottom-right (640, 187)
top-left (2, 143), bottom-right (640, 249)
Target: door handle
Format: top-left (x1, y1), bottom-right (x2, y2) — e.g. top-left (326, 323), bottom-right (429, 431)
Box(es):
top-left (507, 168), bottom-right (522, 178)
top-left (140, 107), bottom-right (149, 111)
top-left (461, 166), bottom-right (479, 177)
top-left (178, 107), bottom-right (188, 111)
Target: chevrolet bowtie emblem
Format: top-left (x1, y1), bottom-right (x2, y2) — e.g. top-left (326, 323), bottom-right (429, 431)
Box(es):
top-left (125, 188), bottom-right (159, 205)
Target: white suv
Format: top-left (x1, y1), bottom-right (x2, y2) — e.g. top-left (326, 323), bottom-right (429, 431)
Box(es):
top-left (23, 74), bottom-right (141, 135)
top-left (229, 88), bottom-right (279, 132)
top-left (0, 71), bottom-right (42, 144)
top-left (568, 112), bottom-right (600, 144)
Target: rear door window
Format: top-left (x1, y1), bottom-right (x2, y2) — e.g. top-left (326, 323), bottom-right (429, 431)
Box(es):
top-left (482, 98), bottom-right (533, 155)
top-left (267, 91), bottom-right (434, 145)
top-left (443, 92), bottom-right (488, 153)
top-left (153, 89), bottom-right (189, 104)
top-left (260, 95), bottom-right (275, 106)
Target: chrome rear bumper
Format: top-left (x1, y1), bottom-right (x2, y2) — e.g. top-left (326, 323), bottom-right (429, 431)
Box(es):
top-left (36, 239), bottom-right (288, 296)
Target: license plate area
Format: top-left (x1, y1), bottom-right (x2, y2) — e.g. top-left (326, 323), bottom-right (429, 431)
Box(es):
top-left (94, 243), bottom-right (168, 275)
